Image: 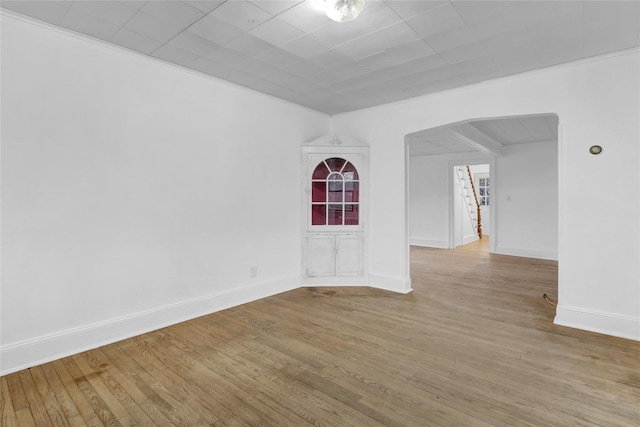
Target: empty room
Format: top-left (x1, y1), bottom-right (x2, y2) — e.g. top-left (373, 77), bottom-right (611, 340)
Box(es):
top-left (1, 1), bottom-right (639, 425)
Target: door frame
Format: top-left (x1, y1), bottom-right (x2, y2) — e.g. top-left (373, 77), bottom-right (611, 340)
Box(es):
top-left (448, 158), bottom-right (495, 252)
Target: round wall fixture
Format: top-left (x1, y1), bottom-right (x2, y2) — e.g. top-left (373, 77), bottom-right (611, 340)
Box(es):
top-left (589, 145), bottom-right (603, 155)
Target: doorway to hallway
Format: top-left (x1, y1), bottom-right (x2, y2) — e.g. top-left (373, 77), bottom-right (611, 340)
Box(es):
top-left (451, 164), bottom-right (490, 250)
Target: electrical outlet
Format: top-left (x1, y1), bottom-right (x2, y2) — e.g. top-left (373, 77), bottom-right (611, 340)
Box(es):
top-left (250, 266), bottom-right (258, 277)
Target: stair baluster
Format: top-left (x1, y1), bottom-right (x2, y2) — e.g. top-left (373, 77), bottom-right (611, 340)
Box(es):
top-left (466, 166), bottom-right (482, 239)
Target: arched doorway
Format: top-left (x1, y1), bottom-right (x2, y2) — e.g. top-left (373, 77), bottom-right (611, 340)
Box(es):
top-left (405, 113), bottom-right (559, 274)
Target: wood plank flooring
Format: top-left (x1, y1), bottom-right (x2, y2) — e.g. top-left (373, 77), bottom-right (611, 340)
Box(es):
top-left (2, 241), bottom-right (639, 426)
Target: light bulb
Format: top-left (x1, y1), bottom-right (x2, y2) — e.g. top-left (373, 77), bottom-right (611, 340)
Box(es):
top-left (325, 0), bottom-right (365, 23)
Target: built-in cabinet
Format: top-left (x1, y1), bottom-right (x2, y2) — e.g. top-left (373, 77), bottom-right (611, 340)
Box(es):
top-left (306, 234), bottom-right (364, 277)
top-left (302, 136), bottom-right (369, 286)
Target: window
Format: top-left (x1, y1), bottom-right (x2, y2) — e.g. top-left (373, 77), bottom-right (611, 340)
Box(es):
top-left (311, 157), bottom-right (359, 226)
top-left (478, 176), bottom-right (490, 206)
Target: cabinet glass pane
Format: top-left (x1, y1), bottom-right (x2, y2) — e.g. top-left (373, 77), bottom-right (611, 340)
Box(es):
top-left (326, 157), bottom-right (346, 172)
top-left (312, 162), bottom-right (329, 179)
top-left (312, 204), bottom-right (326, 225)
top-left (328, 181), bottom-right (343, 202)
top-left (310, 157), bottom-right (360, 228)
top-left (328, 204), bottom-right (343, 225)
top-left (312, 182), bottom-right (326, 202)
top-left (345, 181), bottom-right (359, 202)
top-left (344, 205), bottom-right (359, 225)
top-left (342, 161), bottom-right (359, 180)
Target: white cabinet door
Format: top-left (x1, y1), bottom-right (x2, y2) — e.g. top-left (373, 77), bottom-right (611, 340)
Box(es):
top-left (306, 234), bottom-right (364, 278)
top-left (307, 235), bottom-right (335, 277)
top-left (335, 235), bottom-right (363, 276)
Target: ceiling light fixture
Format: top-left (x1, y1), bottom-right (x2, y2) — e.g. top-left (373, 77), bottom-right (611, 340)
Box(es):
top-left (325, 0), bottom-right (365, 23)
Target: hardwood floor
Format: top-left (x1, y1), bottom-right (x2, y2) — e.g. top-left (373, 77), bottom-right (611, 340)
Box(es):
top-left (2, 242), bottom-right (639, 426)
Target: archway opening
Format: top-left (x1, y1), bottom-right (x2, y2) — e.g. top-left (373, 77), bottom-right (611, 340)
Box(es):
top-left (405, 113), bottom-right (560, 307)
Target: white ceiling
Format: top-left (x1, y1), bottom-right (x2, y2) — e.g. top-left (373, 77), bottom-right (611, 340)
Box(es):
top-left (407, 128), bottom-right (474, 156)
top-left (470, 115), bottom-right (559, 145)
top-left (408, 114), bottom-right (559, 156)
top-left (2, 1), bottom-right (639, 115)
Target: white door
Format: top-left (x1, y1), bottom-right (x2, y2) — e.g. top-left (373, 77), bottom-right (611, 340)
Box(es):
top-left (306, 235), bottom-right (335, 277)
top-left (335, 235), bottom-right (364, 276)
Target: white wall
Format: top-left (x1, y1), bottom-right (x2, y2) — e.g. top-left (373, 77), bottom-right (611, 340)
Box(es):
top-left (494, 141), bottom-right (558, 260)
top-left (0, 14), bottom-right (329, 374)
top-left (333, 49), bottom-right (640, 341)
top-left (1, 13), bottom-right (638, 378)
top-left (410, 147), bottom-right (556, 258)
top-left (409, 154), bottom-right (453, 248)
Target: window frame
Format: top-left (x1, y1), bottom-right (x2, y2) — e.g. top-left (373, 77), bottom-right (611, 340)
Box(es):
top-left (475, 173), bottom-right (490, 206)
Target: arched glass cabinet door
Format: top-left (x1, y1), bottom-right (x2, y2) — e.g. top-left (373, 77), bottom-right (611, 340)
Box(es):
top-left (302, 137), bottom-right (368, 284)
top-left (311, 157), bottom-right (360, 226)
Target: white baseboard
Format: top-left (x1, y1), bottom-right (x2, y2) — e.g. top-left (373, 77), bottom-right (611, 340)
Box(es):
top-left (368, 273), bottom-right (413, 294)
top-left (494, 246), bottom-right (558, 261)
top-left (462, 234), bottom-right (479, 245)
top-left (0, 275), bottom-right (299, 376)
top-left (302, 274), bottom-right (413, 295)
top-left (555, 305), bottom-right (640, 341)
top-left (410, 238), bottom-right (449, 249)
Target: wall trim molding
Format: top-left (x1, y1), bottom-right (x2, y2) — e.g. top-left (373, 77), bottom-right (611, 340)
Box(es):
top-left (369, 273), bottom-right (413, 294)
top-left (410, 238), bottom-right (449, 249)
top-left (555, 305), bottom-right (640, 342)
top-left (0, 275), bottom-right (299, 376)
top-left (493, 246), bottom-right (558, 261)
